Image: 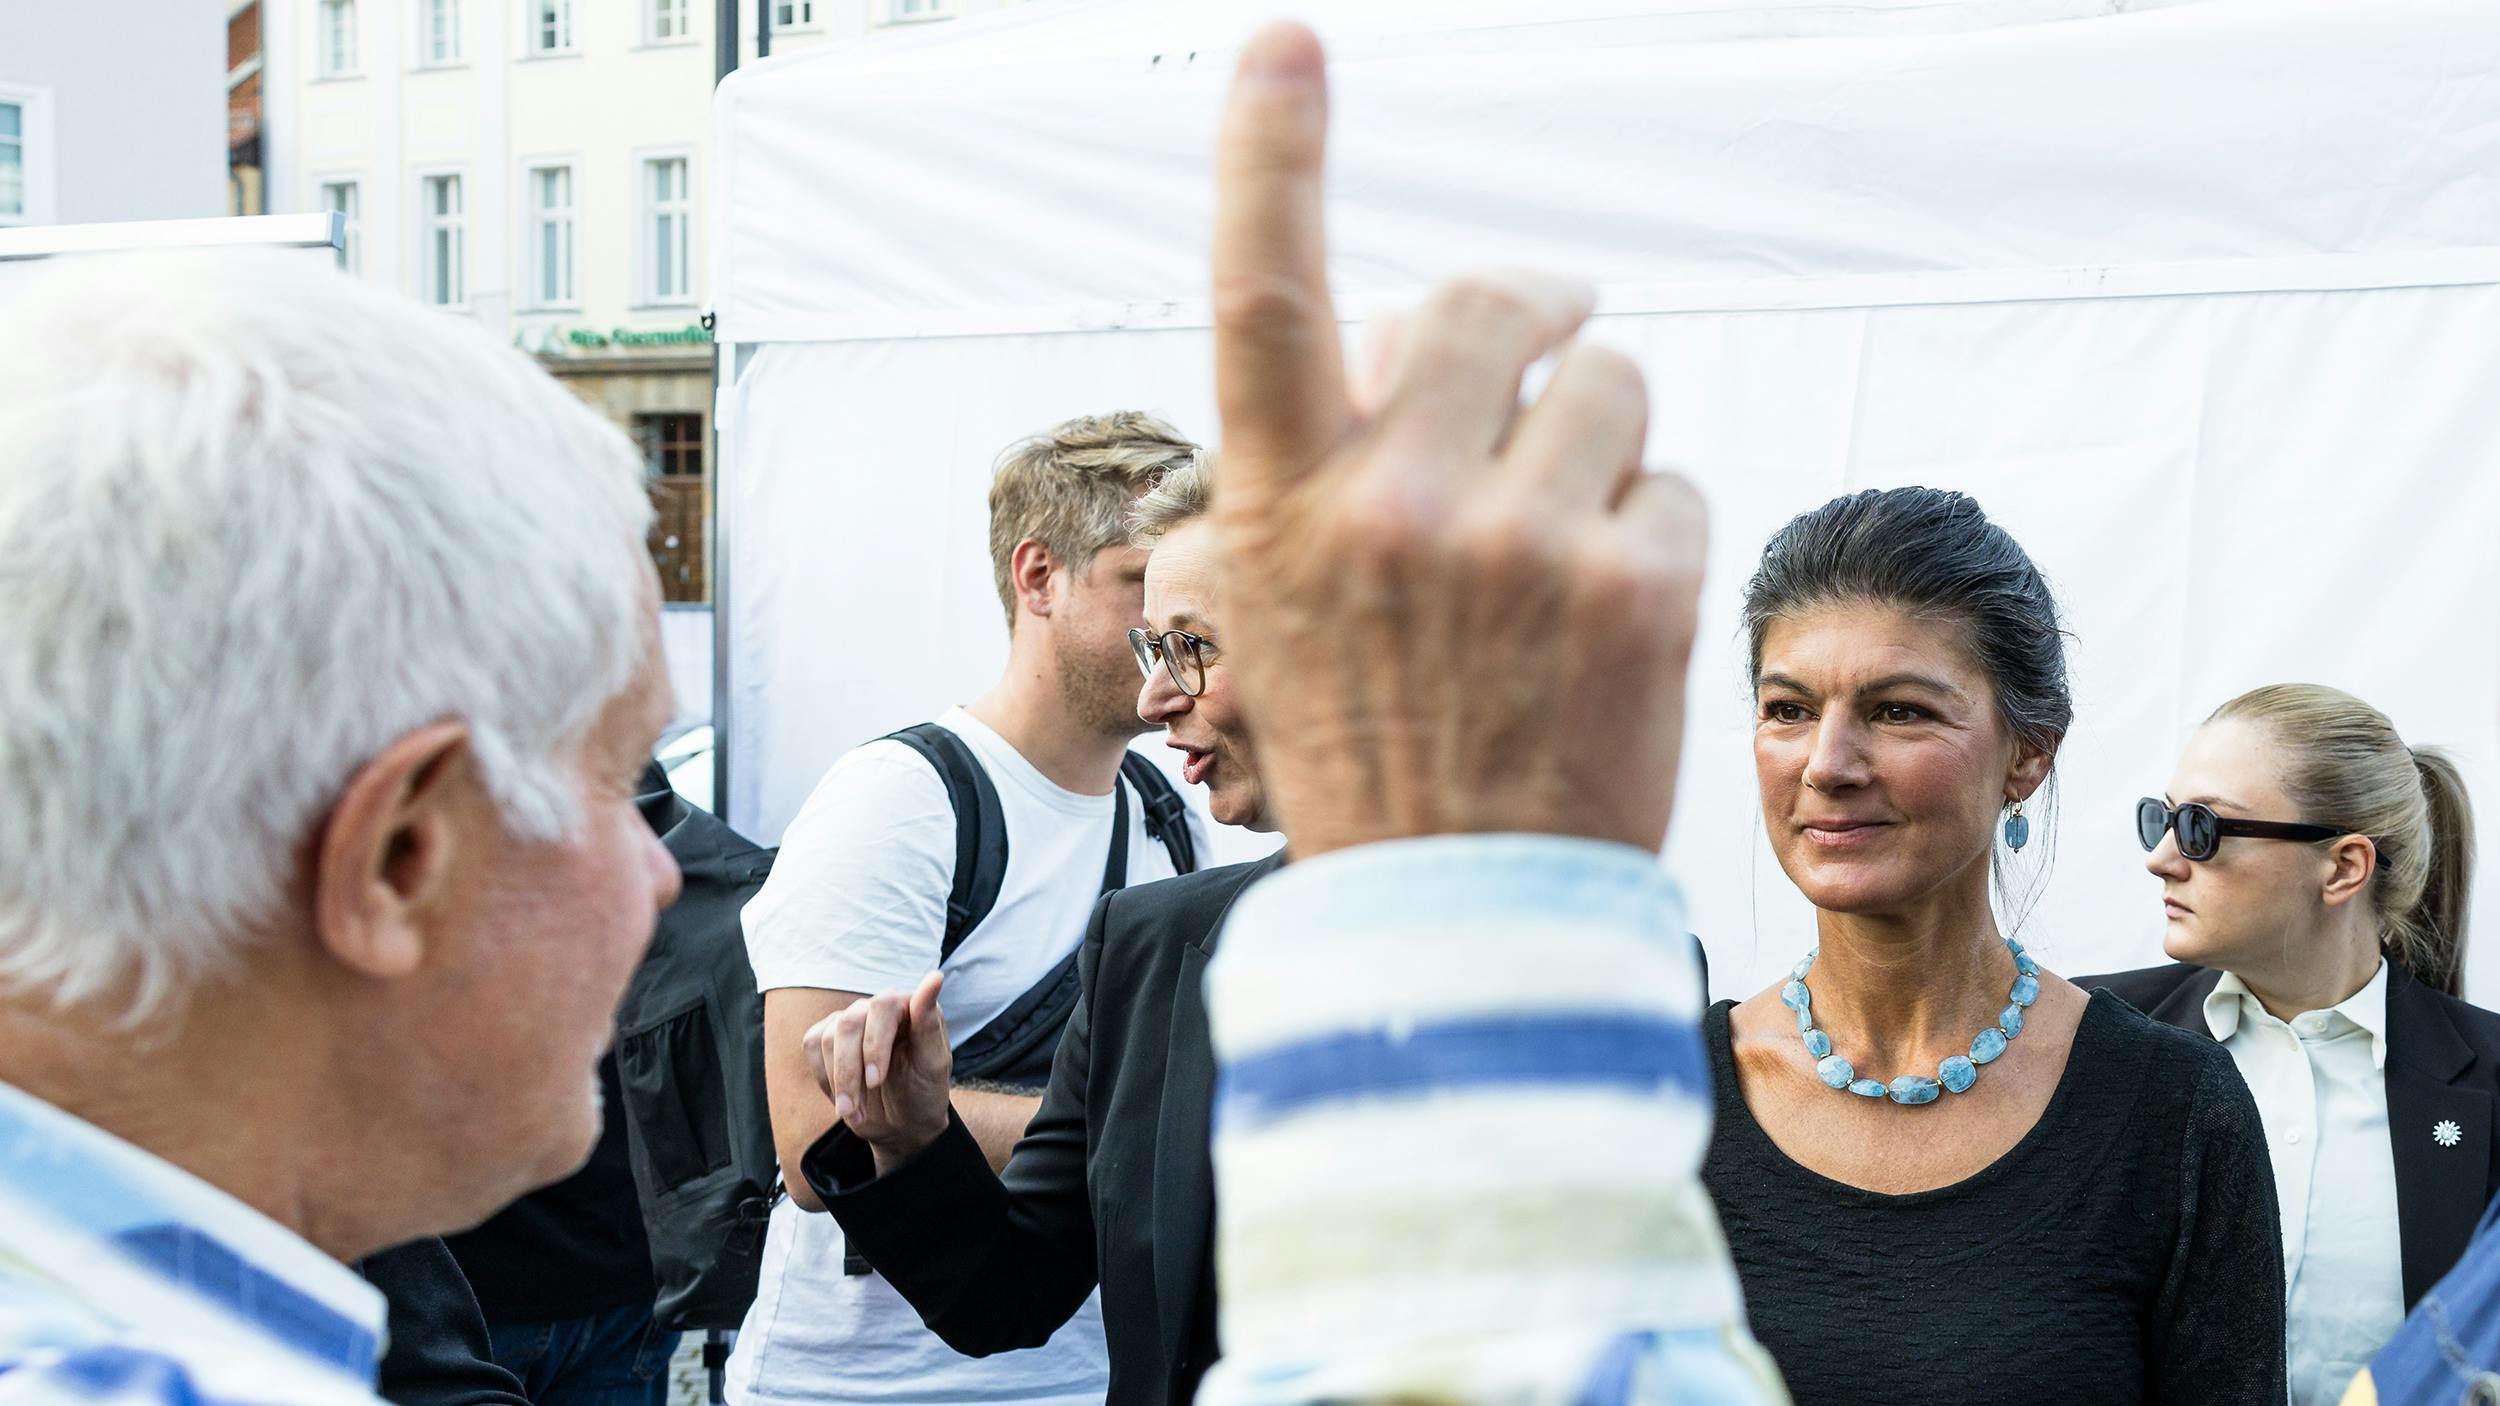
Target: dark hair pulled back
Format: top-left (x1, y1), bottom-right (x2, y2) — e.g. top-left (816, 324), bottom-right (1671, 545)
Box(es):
top-left (1744, 486), bottom-right (2073, 761)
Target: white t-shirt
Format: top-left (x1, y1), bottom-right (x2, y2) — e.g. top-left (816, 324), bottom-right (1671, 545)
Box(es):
top-left (729, 706), bottom-right (1201, 1406)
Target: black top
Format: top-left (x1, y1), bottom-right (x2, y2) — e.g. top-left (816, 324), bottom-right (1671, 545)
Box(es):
top-left (359, 1238), bottom-right (528, 1406)
top-left (1702, 992), bottom-right (2287, 1405)
top-left (2089, 960), bottom-right (2500, 1309)
top-left (806, 852), bottom-right (1284, 1406)
top-left (443, 1053), bottom-right (656, 1324)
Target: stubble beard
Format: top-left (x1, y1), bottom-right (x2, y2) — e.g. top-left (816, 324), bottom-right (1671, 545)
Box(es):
top-left (1056, 631), bottom-right (1156, 741)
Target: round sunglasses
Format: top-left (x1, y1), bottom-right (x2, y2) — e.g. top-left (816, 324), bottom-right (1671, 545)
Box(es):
top-left (2135, 797), bottom-right (2346, 862)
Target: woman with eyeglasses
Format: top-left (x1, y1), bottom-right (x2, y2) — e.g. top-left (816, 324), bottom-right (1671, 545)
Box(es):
top-left (1704, 487), bottom-right (2285, 1405)
top-left (2089, 684), bottom-right (2496, 1406)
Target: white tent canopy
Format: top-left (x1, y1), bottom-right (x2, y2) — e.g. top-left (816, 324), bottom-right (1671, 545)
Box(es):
top-left (710, 0), bottom-right (2500, 1001)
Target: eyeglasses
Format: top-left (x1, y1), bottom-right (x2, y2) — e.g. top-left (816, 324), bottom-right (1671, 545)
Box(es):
top-left (1128, 627), bottom-right (1212, 698)
top-left (2135, 797), bottom-right (2346, 862)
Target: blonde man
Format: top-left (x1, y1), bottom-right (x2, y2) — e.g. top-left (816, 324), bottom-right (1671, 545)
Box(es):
top-left (732, 413), bottom-right (1210, 1406)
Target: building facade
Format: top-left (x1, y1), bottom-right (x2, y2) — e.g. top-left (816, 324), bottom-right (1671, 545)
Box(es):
top-left (261, 0), bottom-right (1024, 604)
top-left (0, 0), bottom-right (225, 229)
top-left (232, 2), bottom-right (267, 215)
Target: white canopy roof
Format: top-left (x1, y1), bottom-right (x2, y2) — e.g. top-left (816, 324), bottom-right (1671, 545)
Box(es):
top-left (712, 0), bottom-right (2500, 344)
top-left (708, 0), bottom-right (2500, 1001)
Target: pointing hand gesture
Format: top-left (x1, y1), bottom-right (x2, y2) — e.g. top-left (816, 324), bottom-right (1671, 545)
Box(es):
top-left (1209, 24), bottom-right (1708, 858)
top-left (803, 970), bottom-right (953, 1174)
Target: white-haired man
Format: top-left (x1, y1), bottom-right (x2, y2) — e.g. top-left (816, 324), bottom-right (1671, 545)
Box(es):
top-left (0, 251), bottom-right (681, 1404)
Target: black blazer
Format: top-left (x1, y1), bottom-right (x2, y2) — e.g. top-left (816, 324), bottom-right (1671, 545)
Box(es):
top-left (806, 851), bottom-right (1285, 1406)
top-left (2089, 960), bottom-right (2500, 1308)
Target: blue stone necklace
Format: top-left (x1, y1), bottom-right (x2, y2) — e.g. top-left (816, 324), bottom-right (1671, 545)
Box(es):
top-left (1783, 938), bottom-right (2040, 1106)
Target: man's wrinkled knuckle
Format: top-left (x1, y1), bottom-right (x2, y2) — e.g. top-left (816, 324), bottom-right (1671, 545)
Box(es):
top-left (1426, 276), bottom-right (1539, 339)
top-left (1569, 342), bottom-right (1646, 405)
top-left (1330, 476), bottom-right (1440, 566)
top-left (1575, 534), bottom-right (1674, 611)
top-left (1213, 271), bottom-right (1321, 338)
top-left (1453, 501), bottom-right (1561, 581)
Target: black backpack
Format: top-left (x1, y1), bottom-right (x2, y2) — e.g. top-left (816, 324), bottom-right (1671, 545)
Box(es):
top-left (615, 729), bottom-right (1197, 1332)
top-left (614, 766), bottom-right (779, 1336)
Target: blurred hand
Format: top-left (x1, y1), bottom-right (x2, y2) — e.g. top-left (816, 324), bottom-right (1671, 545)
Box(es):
top-left (803, 970), bottom-right (952, 1174)
top-left (1209, 23), bottom-right (1708, 858)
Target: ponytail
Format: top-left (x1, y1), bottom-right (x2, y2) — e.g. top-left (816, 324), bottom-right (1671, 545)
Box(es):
top-left (2397, 747), bottom-right (2476, 996)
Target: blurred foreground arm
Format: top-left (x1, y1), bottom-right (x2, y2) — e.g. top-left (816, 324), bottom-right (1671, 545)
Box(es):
top-left (1193, 23), bottom-right (1786, 1406)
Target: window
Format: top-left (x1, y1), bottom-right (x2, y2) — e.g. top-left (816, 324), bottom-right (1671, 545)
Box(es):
top-left (318, 0), bottom-right (359, 76)
top-left (530, 0), bottom-right (574, 54)
top-left (0, 102), bottom-right (21, 223)
top-left (527, 165), bottom-right (575, 307)
top-left (0, 86), bottom-right (51, 227)
top-left (772, 1), bottom-right (815, 26)
top-left (638, 414), bottom-right (708, 603)
top-left (648, 0), bottom-right (689, 42)
top-left (888, 0), bottom-right (952, 20)
top-left (641, 156), bottom-right (691, 304)
top-left (421, 173), bottom-right (464, 306)
top-left (320, 179), bottom-right (361, 273)
top-left (421, 0), bottom-right (460, 64)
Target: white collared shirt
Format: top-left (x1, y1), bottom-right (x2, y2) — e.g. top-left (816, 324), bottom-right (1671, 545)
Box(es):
top-left (2206, 959), bottom-right (2404, 1406)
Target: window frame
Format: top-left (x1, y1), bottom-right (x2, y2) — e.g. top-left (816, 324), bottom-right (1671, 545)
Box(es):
top-left (633, 148), bottom-right (697, 309)
top-left (416, 0), bottom-right (463, 68)
top-left (415, 167), bottom-right (468, 310)
top-left (0, 83), bottom-right (56, 228)
top-left (772, 1), bottom-right (821, 30)
top-left (315, 174), bottom-right (364, 274)
top-left (315, 0), bottom-right (363, 79)
top-left (885, 0), bottom-right (955, 23)
top-left (523, 0), bottom-right (578, 58)
top-left (521, 159), bottom-right (580, 311)
top-left (644, 0), bottom-right (695, 45)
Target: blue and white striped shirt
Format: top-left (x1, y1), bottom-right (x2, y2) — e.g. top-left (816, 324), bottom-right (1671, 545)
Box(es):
top-left (1197, 836), bottom-right (1790, 1406)
top-left (0, 1080), bottom-right (387, 1404)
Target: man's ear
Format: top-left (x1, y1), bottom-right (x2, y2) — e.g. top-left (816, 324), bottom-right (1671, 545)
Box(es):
top-left (311, 722), bottom-right (475, 980)
top-left (1010, 539), bottom-right (1059, 622)
top-left (2321, 834), bottom-right (2380, 909)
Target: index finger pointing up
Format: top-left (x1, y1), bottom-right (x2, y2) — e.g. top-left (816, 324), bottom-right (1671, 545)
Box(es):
top-left (1213, 22), bottom-right (1351, 485)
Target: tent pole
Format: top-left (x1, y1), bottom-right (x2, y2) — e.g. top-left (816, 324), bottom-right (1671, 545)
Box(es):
top-left (710, 2), bottom-right (739, 822)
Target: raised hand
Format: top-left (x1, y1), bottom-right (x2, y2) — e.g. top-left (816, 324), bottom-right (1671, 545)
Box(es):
top-left (1209, 23), bottom-right (1708, 859)
top-left (802, 970), bottom-right (953, 1173)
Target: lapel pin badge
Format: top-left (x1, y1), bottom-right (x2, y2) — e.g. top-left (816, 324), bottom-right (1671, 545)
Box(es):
top-left (2434, 1119), bottom-right (2464, 1148)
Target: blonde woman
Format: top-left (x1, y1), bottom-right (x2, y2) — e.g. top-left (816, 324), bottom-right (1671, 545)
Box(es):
top-left (2092, 684), bottom-right (2496, 1406)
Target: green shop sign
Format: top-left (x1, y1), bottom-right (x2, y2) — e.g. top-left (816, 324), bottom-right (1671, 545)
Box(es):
top-left (564, 324), bottom-right (713, 349)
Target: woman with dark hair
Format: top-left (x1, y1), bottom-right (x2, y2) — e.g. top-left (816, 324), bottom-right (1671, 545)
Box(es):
top-left (1702, 487), bottom-right (2285, 1404)
top-left (2089, 684), bottom-right (2499, 1406)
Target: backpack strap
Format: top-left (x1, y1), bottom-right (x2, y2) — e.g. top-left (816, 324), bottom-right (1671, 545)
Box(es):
top-left (1100, 775), bottom-right (1132, 894)
top-left (1119, 751), bottom-right (1199, 875)
top-left (880, 723), bottom-right (1009, 966)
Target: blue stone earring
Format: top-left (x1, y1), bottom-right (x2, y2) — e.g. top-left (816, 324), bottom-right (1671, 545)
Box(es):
top-left (2003, 802), bottom-right (2030, 852)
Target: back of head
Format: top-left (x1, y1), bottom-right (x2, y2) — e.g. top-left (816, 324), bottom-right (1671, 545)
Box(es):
top-left (1743, 487), bottom-right (2073, 757)
top-left (2210, 684), bottom-right (2476, 995)
top-left (986, 411), bottom-right (1200, 625)
top-left (0, 250), bottom-right (655, 1024)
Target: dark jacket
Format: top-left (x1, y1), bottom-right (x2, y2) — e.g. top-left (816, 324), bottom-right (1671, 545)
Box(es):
top-left (805, 851), bottom-right (1284, 1406)
top-left (2089, 960), bottom-right (2500, 1307)
top-left (360, 1238), bottom-right (529, 1406)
